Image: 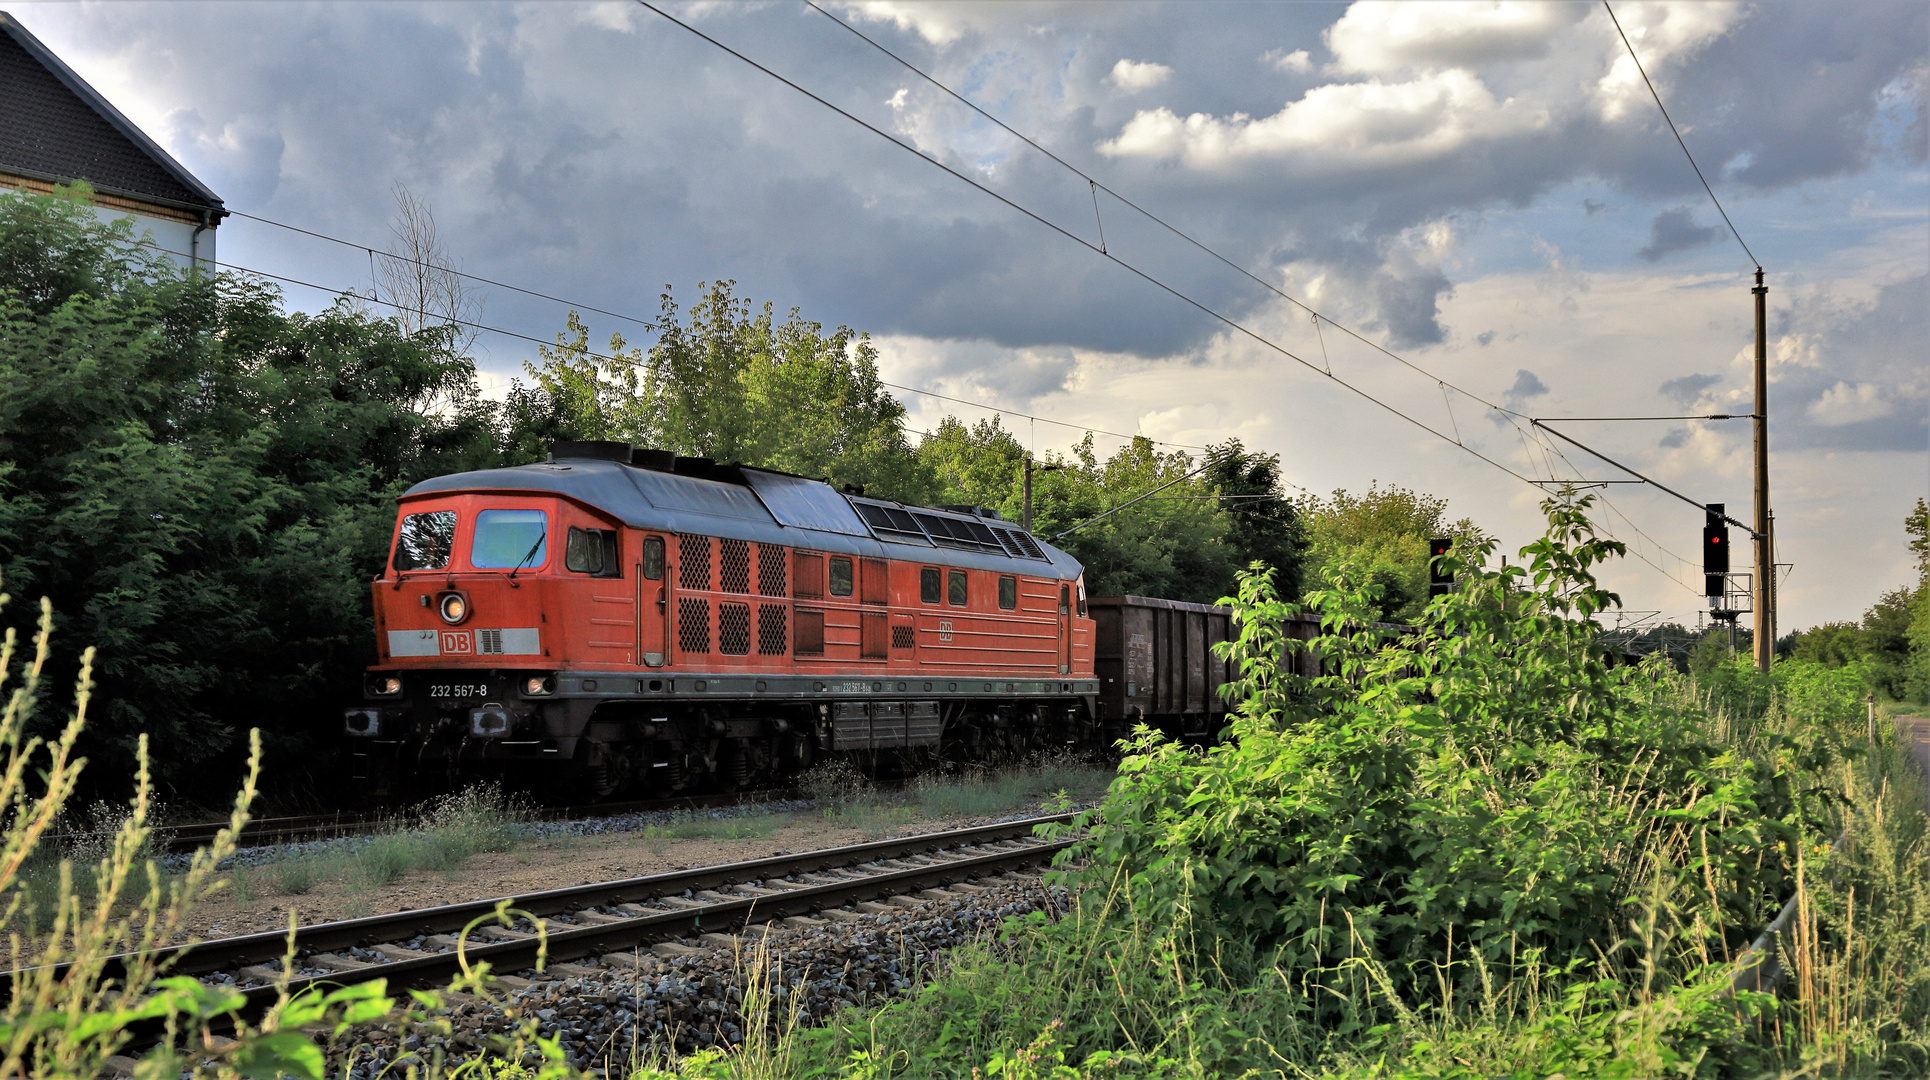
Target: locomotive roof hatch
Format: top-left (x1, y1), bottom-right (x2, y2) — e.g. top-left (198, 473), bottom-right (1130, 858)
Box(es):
top-left (400, 446), bottom-right (1085, 580)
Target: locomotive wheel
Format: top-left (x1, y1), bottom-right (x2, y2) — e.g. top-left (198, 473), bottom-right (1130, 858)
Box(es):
top-left (581, 742), bottom-right (631, 802)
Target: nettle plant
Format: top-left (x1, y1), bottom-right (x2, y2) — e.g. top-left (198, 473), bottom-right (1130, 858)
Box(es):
top-left (1076, 496), bottom-right (1830, 1016)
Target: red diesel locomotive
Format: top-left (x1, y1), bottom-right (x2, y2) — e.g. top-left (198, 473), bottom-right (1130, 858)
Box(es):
top-left (345, 441), bottom-right (1101, 799)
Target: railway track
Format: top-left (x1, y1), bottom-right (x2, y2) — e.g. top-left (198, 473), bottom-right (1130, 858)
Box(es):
top-left (9, 813), bottom-right (1074, 1025)
top-left (51, 788), bottom-right (807, 854)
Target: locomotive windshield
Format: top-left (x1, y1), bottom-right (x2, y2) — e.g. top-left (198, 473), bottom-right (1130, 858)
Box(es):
top-left (471, 509), bottom-right (549, 569)
top-left (393, 510), bottom-right (456, 571)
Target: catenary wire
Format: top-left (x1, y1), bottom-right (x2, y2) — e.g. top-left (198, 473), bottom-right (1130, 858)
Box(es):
top-left (26, 207), bottom-right (1307, 507)
top-left (633, 0), bottom-right (1540, 491)
top-left (227, 209), bottom-right (660, 331)
top-left (1602, 0), bottom-right (1760, 270)
top-left (801, 0), bottom-right (1535, 424)
top-left (640, 0), bottom-right (1738, 604)
top-left (797, 0), bottom-right (1714, 596)
top-left (220, 210), bottom-right (1209, 457)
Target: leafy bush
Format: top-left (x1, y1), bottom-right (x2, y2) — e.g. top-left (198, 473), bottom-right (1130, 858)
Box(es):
top-left (1072, 496), bottom-right (1828, 1024)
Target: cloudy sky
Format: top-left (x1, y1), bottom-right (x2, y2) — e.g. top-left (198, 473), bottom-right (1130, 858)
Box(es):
top-left (16, 0), bottom-right (1926, 630)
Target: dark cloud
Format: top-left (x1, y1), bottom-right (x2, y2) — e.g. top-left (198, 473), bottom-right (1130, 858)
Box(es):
top-left (1658, 428), bottom-right (1688, 449)
top-left (1582, 198), bottom-right (1608, 217)
top-left (1504, 369), bottom-right (1548, 401)
top-left (15, 0), bottom-right (1923, 365)
top-left (1637, 209), bottom-right (1722, 262)
top-left (1660, 373), bottom-right (1723, 408)
top-left (1475, 330), bottom-right (1495, 346)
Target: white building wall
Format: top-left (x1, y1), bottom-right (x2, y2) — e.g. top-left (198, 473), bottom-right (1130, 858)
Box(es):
top-left (87, 204), bottom-right (216, 272)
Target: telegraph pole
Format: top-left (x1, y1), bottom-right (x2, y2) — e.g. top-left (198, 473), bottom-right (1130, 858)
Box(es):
top-left (1752, 268), bottom-right (1773, 671)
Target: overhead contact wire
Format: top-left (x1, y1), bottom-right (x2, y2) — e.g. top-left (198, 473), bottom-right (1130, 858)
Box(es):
top-left (635, 1), bottom-right (1538, 488)
top-left (802, 0), bottom-right (1532, 422)
top-left (1602, 1), bottom-right (1760, 270)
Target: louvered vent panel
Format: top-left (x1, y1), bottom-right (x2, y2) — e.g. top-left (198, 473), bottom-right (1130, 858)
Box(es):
top-left (678, 534), bottom-right (712, 590)
top-left (861, 611), bottom-right (888, 660)
top-left (861, 558), bottom-right (889, 605)
top-left (794, 610), bottom-right (825, 656)
top-left (891, 624), bottom-right (916, 651)
top-left (793, 552), bottom-right (824, 600)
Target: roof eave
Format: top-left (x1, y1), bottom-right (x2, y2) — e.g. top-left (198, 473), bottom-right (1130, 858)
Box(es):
top-left (0, 11), bottom-right (225, 211)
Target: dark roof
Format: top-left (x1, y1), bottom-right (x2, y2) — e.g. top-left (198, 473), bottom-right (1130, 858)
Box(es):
top-left (402, 457), bottom-right (1085, 581)
top-left (0, 10), bottom-right (222, 214)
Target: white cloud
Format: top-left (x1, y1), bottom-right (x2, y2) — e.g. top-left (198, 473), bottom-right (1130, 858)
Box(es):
top-left (835, 1), bottom-right (970, 47)
top-left (1266, 48), bottom-right (1313, 75)
top-left (1326, 1), bottom-right (1588, 74)
top-left (1107, 58), bottom-right (1173, 92)
top-left (1592, 2), bottom-right (1743, 122)
top-left (1099, 69), bottom-right (1547, 171)
top-left (1807, 381), bottom-right (1897, 426)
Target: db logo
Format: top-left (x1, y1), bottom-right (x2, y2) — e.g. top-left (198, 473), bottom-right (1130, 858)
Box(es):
top-left (440, 630), bottom-right (474, 655)
top-left (937, 620), bottom-right (954, 643)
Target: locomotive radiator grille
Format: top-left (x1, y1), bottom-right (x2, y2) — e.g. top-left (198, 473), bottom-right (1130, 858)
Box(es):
top-left (718, 602), bottom-right (751, 655)
top-left (757, 543), bottom-right (787, 596)
top-left (719, 539), bottom-right (751, 594)
top-left (891, 624), bottom-right (916, 651)
top-left (677, 597), bottom-right (711, 654)
top-left (757, 604), bottom-right (788, 655)
top-left (678, 534), bottom-right (712, 591)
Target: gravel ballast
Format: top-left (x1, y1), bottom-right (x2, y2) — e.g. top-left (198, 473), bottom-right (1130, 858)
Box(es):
top-left (329, 874), bottom-right (1067, 1078)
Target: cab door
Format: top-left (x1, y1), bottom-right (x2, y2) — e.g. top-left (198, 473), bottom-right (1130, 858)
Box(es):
top-left (636, 532), bottom-right (669, 667)
top-left (1058, 583), bottom-right (1073, 675)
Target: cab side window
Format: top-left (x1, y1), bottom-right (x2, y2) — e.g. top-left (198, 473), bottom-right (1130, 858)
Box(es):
top-left (642, 536), bottom-right (665, 580)
top-left (394, 510), bottom-right (456, 571)
top-left (948, 570), bottom-right (968, 607)
top-left (920, 567), bottom-right (941, 604)
top-left (997, 575), bottom-right (1017, 610)
top-left (829, 556), bottom-right (854, 597)
top-left (565, 527), bottom-right (621, 577)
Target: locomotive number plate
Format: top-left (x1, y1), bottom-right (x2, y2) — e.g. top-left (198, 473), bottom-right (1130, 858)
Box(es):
top-left (428, 684), bottom-right (489, 699)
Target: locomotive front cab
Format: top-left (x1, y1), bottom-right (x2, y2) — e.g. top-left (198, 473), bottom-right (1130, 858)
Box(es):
top-left (347, 491), bottom-right (670, 792)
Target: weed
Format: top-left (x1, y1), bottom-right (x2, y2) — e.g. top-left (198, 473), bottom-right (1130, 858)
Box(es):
top-left (798, 757), bottom-right (870, 807)
top-left (353, 833), bottom-right (415, 887)
top-left (274, 855), bottom-right (321, 896)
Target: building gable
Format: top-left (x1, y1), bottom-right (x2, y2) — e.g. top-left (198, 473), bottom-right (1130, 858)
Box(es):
top-left (0, 10), bottom-right (222, 218)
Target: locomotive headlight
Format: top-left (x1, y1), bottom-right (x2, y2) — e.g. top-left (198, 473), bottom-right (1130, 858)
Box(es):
top-left (523, 676), bottom-right (555, 696)
top-left (437, 591), bottom-right (470, 624)
top-left (367, 675), bottom-right (403, 697)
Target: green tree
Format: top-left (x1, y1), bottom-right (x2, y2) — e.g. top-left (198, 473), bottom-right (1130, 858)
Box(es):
top-left (529, 280), bottom-right (936, 500)
top-left (917, 415), bottom-right (1027, 516)
top-left (520, 309), bottom-right (645, 444)
top-left (0, 184), bottom-right (490, 795)
top-left (1203, 438), bottom-right (1306, 600)
top-left (1905, 496), bottom-right (1929, 703)
top-left (1030, 436), bottom-right (1236, 602)
top-left (1297, 481), bottom-right (1484, 622)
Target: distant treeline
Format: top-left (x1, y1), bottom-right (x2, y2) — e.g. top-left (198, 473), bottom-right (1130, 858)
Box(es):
top-left (0, 185), bottom-right (1459, 802)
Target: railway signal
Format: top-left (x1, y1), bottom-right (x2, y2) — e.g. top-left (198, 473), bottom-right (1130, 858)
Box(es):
top-left (1703, 503), bottom-right (1728, 597)
top-left (1428, 537), bottom-right (1454, 598)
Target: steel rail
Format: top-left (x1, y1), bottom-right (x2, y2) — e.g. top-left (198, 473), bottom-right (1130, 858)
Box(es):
top-left (4, 813), bottom-right (1076, 1003)
top-left (224, 837), bottom-right (1067, 1017)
